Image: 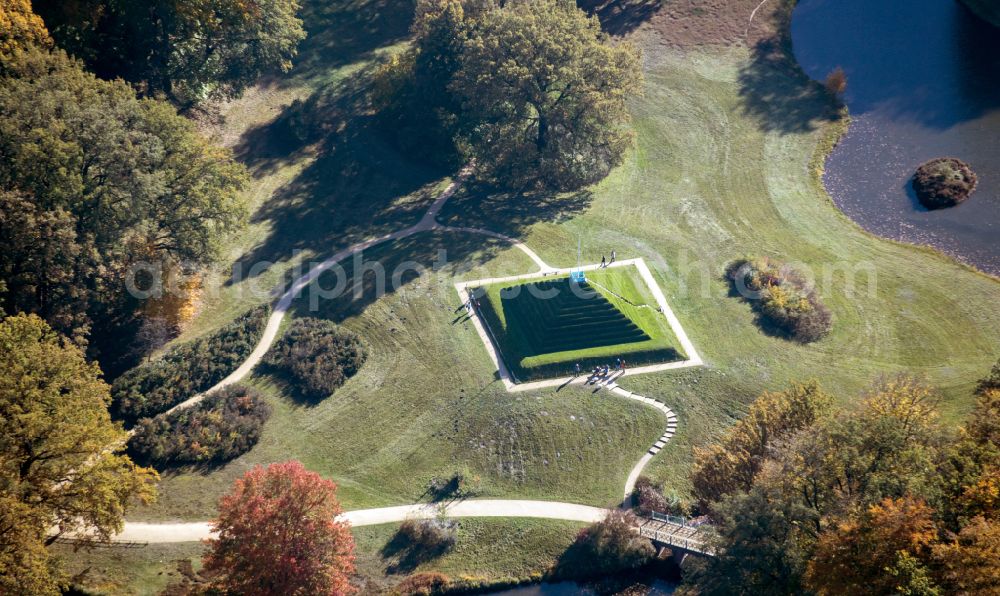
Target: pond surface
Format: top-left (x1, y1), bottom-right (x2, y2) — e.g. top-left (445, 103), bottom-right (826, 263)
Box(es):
top-left (487, 579), bottom-right (676, 595)
top-left (791, 0), bottom-right (1000, 275)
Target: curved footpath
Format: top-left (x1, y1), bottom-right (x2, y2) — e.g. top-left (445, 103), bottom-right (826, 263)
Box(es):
top-left (123, 170), bottom-right (701, 543)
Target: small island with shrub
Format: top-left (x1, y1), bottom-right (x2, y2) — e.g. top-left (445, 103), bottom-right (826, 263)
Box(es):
top-left (911, 157), bottom-right (978, 210)
top-left (726, 257), bottom-right (832, 343)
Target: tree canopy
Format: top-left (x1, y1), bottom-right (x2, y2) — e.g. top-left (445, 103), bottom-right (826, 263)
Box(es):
top-left (451, 0), bottom-right (642, 190)
top-left (0, 48), bottom-right (248, 354)
top-left (0, 0), bottom-right (51, 64)
top-left (204, 461), bottom-right (356, 595)
top-left (379, 0), bottom-right (642, 191)
top-left (685, 369), bottom-right (1000, 596)
top-left (0, 313), bottom-right (157, 595)
top-left (35, 0), bottom-right (306, 105)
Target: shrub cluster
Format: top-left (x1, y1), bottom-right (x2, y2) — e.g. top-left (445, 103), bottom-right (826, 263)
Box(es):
top-left (111, 305), bottom-right (270, 423)
top-left (632, 476), bottom-right (691, 518)
top-left (392, 572), bottom-right (450, 596)
top-left (727, 257), bottom-right (832, 343)
top-left (262, 317), bottom-right (366, 401)
top-left (559, 511), bottom-right (654, 577)
top-left (397, 518), bottom-right (458, 555)
top-left (912, 157), bottom-right (977, 209)
top-left (127, 385), bottom-right (271, 468)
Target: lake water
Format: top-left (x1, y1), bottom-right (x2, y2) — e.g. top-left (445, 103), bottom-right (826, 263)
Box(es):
top-left (791, 0), bottom-right (1000, 275)
top-left (487, 579), bottom-right (676, 595)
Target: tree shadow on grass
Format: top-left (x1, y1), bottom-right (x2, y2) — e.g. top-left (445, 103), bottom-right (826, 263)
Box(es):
top-left (285, 229), bottom-right (517, 323)
top-left (436, 181), bottom-right (593, 239)
top-left (737, 39), bottom-right (843, 135)
top-left (379, 528), bottom-right (452, 574)
top-left (265, 0), bottom-right (416, 89)
top-left (577, 0), bottom-right (662, 36)
top-left (228, 67), bottom-right (449, 287)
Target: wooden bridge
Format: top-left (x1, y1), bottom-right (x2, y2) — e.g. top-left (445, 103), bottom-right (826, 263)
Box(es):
top-left (635, 512), bottom-right (714, 557)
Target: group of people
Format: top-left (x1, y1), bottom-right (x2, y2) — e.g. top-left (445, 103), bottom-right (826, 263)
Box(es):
top-left (575, 358), bottom-right (627, 384)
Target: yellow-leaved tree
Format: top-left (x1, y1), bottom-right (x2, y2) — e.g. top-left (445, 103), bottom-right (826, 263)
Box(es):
top-left (0, 313), bottom-right (157, 594)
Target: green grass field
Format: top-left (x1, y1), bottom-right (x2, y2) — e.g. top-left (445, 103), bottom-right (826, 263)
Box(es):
top-left (475, 266), bottom-right (684, 379)
top-left (55, 519), bottom-right (583, 595)
top-left (67, 0), bottom-right (1000, 590)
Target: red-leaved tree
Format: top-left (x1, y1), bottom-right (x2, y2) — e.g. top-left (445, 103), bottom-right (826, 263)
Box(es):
top-left (203, 461), bottom-right (356, 595)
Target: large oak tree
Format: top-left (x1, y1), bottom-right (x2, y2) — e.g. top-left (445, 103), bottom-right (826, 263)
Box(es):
top-left (0, 49), bottom-right (248, 356)
top-left (0, 313), bottom-right (157, 595)
top-left (451, 0), bottom-right (641, 191)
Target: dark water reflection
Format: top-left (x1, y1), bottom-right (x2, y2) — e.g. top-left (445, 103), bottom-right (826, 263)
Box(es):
top-left (486, 579), bottom-right (675, 595)
top-left (791, 0), bottom-right (1000, 275)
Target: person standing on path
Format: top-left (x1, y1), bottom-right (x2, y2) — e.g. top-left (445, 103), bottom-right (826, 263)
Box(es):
top-left (601, 255), bottom-right (606, 268)
top-left (610, 250), bottom-right (616, 264)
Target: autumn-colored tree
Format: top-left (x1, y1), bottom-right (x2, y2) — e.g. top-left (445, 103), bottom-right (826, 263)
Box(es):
top-left (203, 461), bottom-right (356, 596)
top-left (691, 381), bottom-right (831, 507)
top-left (933, 517), bottom-right (1000, 595)
top-left (805, 497), bottom-right (940, 595)
top-left (781, 376), bottom-right (941, 525)
top-left (685, 468), bottom-right (813, 596)
top-left (450, 0), bottom-right (642, 190)
top-left (938, 385), bottom-right (1000, 527)
top-left (0, 0), bottom-right (51, 63)
top-left (685, 376), bottom-right (944, 596)
top-left (560, 510), bottom-right (654, 577)
top-left (0, 313), bottom-right (157, 595)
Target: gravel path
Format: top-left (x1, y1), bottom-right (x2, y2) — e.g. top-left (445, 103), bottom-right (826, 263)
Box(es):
top-left (118, 169), bottom-right (703, 543)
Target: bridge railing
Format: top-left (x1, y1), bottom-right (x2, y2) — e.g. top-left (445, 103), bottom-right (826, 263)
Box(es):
top-left (638, 526), bottom-right (714, 556)
top-left (650, 511), bottom-right (690, 526)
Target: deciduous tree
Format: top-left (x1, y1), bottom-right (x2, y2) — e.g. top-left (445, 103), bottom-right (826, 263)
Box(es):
top-left (0, 49), bottom-right (247, 351)
top-left (203, 461), bottom-right (356, 596)
top-left (933, 517), bottom-right (1000, 595)
top-left (450, 0), bottom-right (642, 190)
top-left (805, 497), bottom-right (940, 595)
top-left (691, 381), bottom-right (830, 507)
top-left (0, 313), bottom-right (157, 595)
top-left (0, 0), bottom-right (51, 64)
top-left (36, 0), bottom-right (306, 105)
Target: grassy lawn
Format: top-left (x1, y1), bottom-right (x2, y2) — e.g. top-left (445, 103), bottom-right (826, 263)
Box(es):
top-left (53, 542), bottom-right (206, 596)
top-left (129, 232), bottom-right (664, 521)
top-left (440, 35), bottom-right (1000, 492)
top-left (474, 265), bottom-right (684, 380)
top-left (123, 0), bottom-right (1000, 528)
top-left (354, 519), bottom-right (584, 592)
top-left (71, 0), bottom-right (1000, 590)
top-left (56, 519), bottom-right (583, 595)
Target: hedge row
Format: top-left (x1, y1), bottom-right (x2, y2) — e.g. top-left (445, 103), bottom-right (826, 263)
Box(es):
top-left (727, 257), bottom-right (832, 343)
top-left (262, 317), bottom-right (366, 401)
top-left (111, 304), bottom-right (270, 423)
top-left (127, 385), bottom-right (271, 468)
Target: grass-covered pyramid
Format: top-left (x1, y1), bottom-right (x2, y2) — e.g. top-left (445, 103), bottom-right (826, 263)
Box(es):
top-left (503, 279), bottom-right (650, 356)
top-left (475, 267), bottom-right (683, 380)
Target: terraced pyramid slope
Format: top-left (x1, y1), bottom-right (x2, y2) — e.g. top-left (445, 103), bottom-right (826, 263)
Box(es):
top-left (501, 278), bottom-right (650, 356)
